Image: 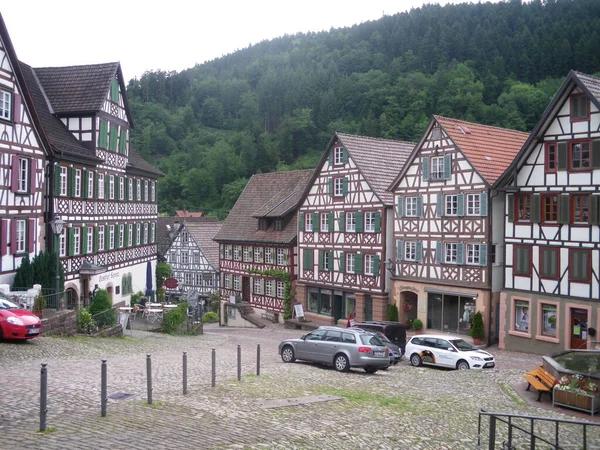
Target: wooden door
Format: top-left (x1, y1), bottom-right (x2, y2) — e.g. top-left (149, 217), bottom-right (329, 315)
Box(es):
top-left (242, 276), bottom-right (250, 302)
top-left (570, 308), bottom-right (588, 350)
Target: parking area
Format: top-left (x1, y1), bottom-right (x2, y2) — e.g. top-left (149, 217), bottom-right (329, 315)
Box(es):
top-left (0, 324), bottom-right (599, 449)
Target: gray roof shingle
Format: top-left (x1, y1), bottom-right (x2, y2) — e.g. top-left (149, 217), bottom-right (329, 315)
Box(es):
top-left (185, 219), bottom-right (222, 270)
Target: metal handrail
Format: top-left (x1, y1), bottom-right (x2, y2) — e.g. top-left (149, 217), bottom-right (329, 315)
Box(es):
top-left (477, 409), bottom-right (599, 450)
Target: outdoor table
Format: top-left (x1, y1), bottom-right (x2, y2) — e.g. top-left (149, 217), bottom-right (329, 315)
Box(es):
top-left (163, 304), bottom-right (178, 310)
top-left (144, 303), bottom-right (164, 323)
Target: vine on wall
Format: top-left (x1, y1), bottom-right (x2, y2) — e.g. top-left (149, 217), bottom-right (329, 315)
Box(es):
top-left (247, 269), bottom-right (292, 319)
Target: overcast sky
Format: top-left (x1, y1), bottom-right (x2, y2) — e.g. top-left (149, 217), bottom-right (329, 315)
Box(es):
top-left (2, 1), bottom-right (501, 82)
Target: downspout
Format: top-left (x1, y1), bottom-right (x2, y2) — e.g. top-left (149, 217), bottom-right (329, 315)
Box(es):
top-left (488, 188), bottom-right (500, 347)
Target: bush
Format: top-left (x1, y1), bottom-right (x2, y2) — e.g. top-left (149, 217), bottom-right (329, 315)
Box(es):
top-left (412, 318), bottom-right (423, 331)
top-left (77, 309), bottom-right (97, 333)
top-left (470, 311), bottom-right (485, 340)
top-left (202, 312), bottom-right (219, 323)
top-left (162, 302), bottom-right (188, 334)
top-left (89, 289), bottom-right (116, 328)
top-left (406, 317), bottom-right (414, 329)
top-left (33, 292), bottom-right (46, 310)
top-left (130, 291), bottom-right (144, 307)
top-left (387, 304), bottom-right (399, 322)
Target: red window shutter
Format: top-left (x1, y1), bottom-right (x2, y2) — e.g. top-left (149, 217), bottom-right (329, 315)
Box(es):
top-left (0, 220), bottom-right (7, 256)
top-left (29, 160), bottom-right (36, 193)
top-left (11, 156), bottom-right (18, 192)
top-left (13, 93), bottom-right (21, 124)
top-left (28, 219), bottom-right (35, 253)
top-left (10, 220), bottom-right (17, 255)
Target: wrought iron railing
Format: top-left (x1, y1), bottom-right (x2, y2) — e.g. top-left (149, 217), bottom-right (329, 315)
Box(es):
top-left (477, 409), bottom-right (600, 449)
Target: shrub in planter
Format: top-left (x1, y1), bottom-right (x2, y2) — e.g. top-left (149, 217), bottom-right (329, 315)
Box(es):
top-left (161, 303), bottom-right (188, 334)
top-left (33, 292), bottom-right (46, 318)
top-left (412, 318), bottom-right (423, 333)
top-left (387, 304), bottom-right (399, 322)
top-left (202, 312), bottom-right (219, 323)
top-left (470, 311), bottom-right (485, 344)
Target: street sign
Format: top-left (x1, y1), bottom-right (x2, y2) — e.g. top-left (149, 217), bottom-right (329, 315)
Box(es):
top-left (164, 278), bottom-right (178, 289)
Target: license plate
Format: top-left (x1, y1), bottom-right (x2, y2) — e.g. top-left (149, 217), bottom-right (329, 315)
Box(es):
top-left (27, 329), bottom-right (39, 335)
top-left (484, 362), bottom-right (495, 368)
top-left (373, 351), bottom-right (385, 357)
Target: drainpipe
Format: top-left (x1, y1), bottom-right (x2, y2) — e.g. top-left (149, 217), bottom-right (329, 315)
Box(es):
top-left (488, 188), bottom-right (500, 347)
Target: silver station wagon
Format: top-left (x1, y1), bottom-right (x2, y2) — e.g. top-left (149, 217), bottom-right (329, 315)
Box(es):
top-left (278, 326), bottom-right (390, 373)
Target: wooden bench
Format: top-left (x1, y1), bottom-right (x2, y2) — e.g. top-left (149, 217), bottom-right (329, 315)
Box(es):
top-left (261, 311), bottom-right (279, 323)
top-left (523, 366), bottom-right (557, 402)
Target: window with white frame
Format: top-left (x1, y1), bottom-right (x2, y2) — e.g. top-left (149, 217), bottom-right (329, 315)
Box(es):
top-left (98, 174), bottom-right (105, 199)
top-left (16, 219), bottom-right (26, 253)
top-left (323, 251), bottom-right (331, 271)
top-left (320, 213), bottom-right (329, 232)
top-left (87, 228), bottom-right (93, 254)
top-left (431, 156), bottom-right (445, 180)
top-left (119, 177), bottom-right (124, 200)
top-left (0, 89), bottom-right (11, 120)
top-left (365, 212), bottom-right (376, 232)
top-left (109, 225), bottom-right (115, 249)
top-left (170, 251), bottom-right (177, 264)
top-left (277, 248), bottom-right (286, 266)
top-left (365, 254), bottom-right (375, 275)
top-left (60, 166), bottom-right (68, 196)
top-left (181, 251), bottom-right (189, 264)
top-left (75, 169), bottom-right (82, 197)
top-left (205, 275), bottom-right (213, 287)
top-left (305, 213), bottom-right (312, 232)
top-left (277, 281), bottom-right (285, 298)
top-left (109, 175), bottom-right (115, 199)
top-left (144, 181), bottom-right (149, 201)
top-left (194, 273), bottom-right (202, 286)
top-left (136, 224), bottom-right (141, 245)
top-left (334, 178), bottom-right (344, 196)
top-left (233, 246), bottom-right (241, 261)
top-left (467, 194), bottom-right (480, 216)
top-left (194, 252), bottom-right (200, 264)
top-left (88, 172), bottom-right (94, 198)
top-left (136, 179), bottom-right (141, 201)
top-left (445, 195), bottom-right (458, 216)
top-left (467, 243), bottom-right (481, 265)
top-left (346, 212), bottom-right (356, 232)
top-left (265, 280), bottom-right (273, 296)
top-left (243, 246), bottom-right (252, 262)
top-left (144, 223), bottom-right (148, 244)
top-left (334, 146), bottom-right (344, 165)
top-left (253, 279), bottom-right (262, 294)
top-left (151, 182), bottom-right (156, 201)
top-left (233, 275), bottom-right (241, 291)
top-left (265, 248), bottom-right (274, 264)
top-left (225, 245), bottom-right (232, 259)
top-left (74, 227), bottom-right (81, 255)
top-left (98, 225), bottom-right (105, 251)
top-left (128, 178), bottom-right (133, 201)
top-left (224, 274), bottom-right (232, 289)
top-left (254, 247), bottom-right (262, 263)
top-left (151, 223), bottom-right (155, 243)
top-left (346, 253), bottom-right (355, 273)
top-left (445, 243), bottom-right (458, 264)
top-left (59, 231), bottom-right (67, 257)
top-left (182, 231), bottom-right (189, 244)
top-left (405, 242), bottom-right (417, 261)
top-left (118, 224), bottom-right (124, 248)
top-left (405, 197), bottom-right (418, 217)
top-left (18, 158), bottom-right (29, 193)
top-left (185, 272), bottom-right (193, 286)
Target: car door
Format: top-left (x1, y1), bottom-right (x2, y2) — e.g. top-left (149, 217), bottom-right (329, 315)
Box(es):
top-left (421, 338), bottom-right (440, 366)
top-left (318, 330), bottom-right (343, 363)
top-left (435, 339), bottom-right (458, 368)
top-left (295, 329), bottom-right (327, 361)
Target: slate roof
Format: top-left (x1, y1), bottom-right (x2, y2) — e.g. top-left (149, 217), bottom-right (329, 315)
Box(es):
top-left (214, 169), bottom-right (314, 244)
top-left (127, 147), bottom-right (164, 177)
top-left (434, 115), bottom-right (529, 185)
top-left (156, 218), bottom-right (183, 257)
top-left (32, 62), bottom-right (119, 114)
top-left (335, 132), bottom-right (415, 205)
top-left (575, 70), bottom-right (600, 103)
top-left (185, 219), bottom-right (222, 270)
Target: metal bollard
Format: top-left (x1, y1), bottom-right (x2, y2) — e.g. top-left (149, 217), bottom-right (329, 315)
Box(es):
top-left (211, 348), bottom-right (216, 387)
top-left (101, 360), bottom-right (107, 417)
top-left (257, 344), bottom-right (261, 376)
top-left (183, 352), bottom-right (188, 395)
top-left (237, 344), bottom-right (241, 381)
top-left (146, 354), bottom-right (153, 405)
top-left (40, 363), bottom-right (48, 432)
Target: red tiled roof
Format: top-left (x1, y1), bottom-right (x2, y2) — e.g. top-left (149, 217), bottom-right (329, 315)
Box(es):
top-left (175, 210), bottom-right (204, 218)
top-left (434, 115), bottom-right (529, 184)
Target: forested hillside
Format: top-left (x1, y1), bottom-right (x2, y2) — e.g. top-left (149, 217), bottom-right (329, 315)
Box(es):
top-left (125, 0), bottom-right (600, 217)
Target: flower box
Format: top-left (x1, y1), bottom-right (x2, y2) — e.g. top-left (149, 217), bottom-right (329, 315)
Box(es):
top-left (553, 387), bottom-right (600, 416)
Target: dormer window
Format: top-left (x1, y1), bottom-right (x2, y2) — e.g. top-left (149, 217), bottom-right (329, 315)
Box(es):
top-left (570, 95), bottom-right (589, 122)
top-left (274, 218), bottom-right (283, 231)
top-left (258, 218), bottom-right (268, 231)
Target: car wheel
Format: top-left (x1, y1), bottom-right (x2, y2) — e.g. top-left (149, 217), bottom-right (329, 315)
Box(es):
top-left (364, 367), bottom-right (378, 374)
top-left (334, 353), bottom-right (350, 372)
top-left (457, 360), bottom-right (470, 370)
top-left (280, 345), bottom-right (296, 363)
top-left (410, 353), bottom-right (422, 367)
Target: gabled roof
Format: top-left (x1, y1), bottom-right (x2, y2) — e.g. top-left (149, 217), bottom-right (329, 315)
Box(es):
top-left (494, 70), bottom-right (600, 188)
top-left (32, 62), bottom-right (133, 124)
top-left (333, 132), bottom-right (415, 205)
top-left (156, 218), bottom-right (183, 257)
top-left (185, 219), bottom-right (222, 270)
top-left (214, 169), bottom-right (314, 244)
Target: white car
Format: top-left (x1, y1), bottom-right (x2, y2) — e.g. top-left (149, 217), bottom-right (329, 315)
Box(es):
top-left (405, 334), bottom-right (495, 370)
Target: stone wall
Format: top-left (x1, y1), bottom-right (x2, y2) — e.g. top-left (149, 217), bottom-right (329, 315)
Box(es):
top-left (40, 311), bottom-right (77, 337)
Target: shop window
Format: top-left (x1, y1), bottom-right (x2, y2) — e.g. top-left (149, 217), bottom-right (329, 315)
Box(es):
top-left (514, 300), bottom-right (530, 333)
top-left (540, 303), bottom-right (557, 337)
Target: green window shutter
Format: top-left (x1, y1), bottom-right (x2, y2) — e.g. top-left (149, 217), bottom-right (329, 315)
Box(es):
top-left (82, 170), bottom-right (88, 198)
top-left (342, 148), bottom-right (349, 164)
top-left (109, 125), bottom-right (118, 151)
top-left (507, 194), bottom-right (514, 223)
top-left (111, 79), bottom-right (119, 103)
top-left (299, 213), bottom-right (305, 232)
top-left (339, 251), bottom-right (345, 272)
top-left (479, 244), bottom-right (488, 267)
top-left (119, 127), bottom-right (127, 154)
top-left (328, 178), bottom-right (333, 197)
top-left (338, 212), bottom-right (345, 232)
top-left (422, 156), bottom-right (429, 182)
top-left (303, 249), bottom-right (312, 270)
top-left (590, 195), bottom-right (600, 225)
top-left (94, 226), bottom-right (99, 253)
top-left (342, 178), bottom-right (348, 196)
top-left (373, 255), bottom-right (380, 275)
top-left (374, 211), bottom-right (381, 232)
top-left (416, 241), bottom-right (423, 263)
top-left (355, 211), bottom-right (363, 232)
top-left (592, 140), bottom-right (600, 169)
top-left (531, 194), bottom-right (541, 223)
top-left (558, 195), bottom-right (570, 224)
top-left (99, 120), bottom-right (108, 149)
top-left (436, 241), bottom-right (443, 264)
top-left (328, 212), bottom-right (334, 232)
top-left (396, 240), bottom-right (403, 261)
top-left (557, 142), bottom-right (567, 170)
top-left (480, 193), bottom-right (488, 217)
top-left (312, 213), bottom-right (319, 232)
top-left (437, 193), bottom-right (443, 217)
top-left (82, 227), bottom-right (87, 254)
top-left (319, 251), bottom-right (324, 270)
top-left (68, 228), bottom-right (75, 256)
top-left (124, 177), bottom-right (129, 200)
top-left (457, 243), bottom-right (464, 265)
top-left (444, 154), bottom-right (452, 180)
top-left (94, 172), bottom-right (99, 199)
top-left (457, 194), bottom-right (465, 217)
top-left (397, 197), bottom-right (404, 218)
top-left (105, 174), bottom-right (110, 200)
top-left (134, 224), bottom-right (138, 246)
top-left (417, 196), bottom-right (424, 218)
top-left (54, 165), bottom-right (61, 195)
top-left (355, 253), bottom-right (363, 274)
top-left (142, 181), bottom-right (147, 202)
top-left (68, 167), bottom-right (75, 198)
top-left (328, 148), bottom-right (333, 166)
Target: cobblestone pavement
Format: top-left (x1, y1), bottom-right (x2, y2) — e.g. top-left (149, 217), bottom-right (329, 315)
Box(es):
top-left (1, 325), bottom-right (599, 450)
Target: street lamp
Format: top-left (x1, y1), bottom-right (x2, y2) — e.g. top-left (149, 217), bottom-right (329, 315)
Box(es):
top-left (50, 218), bottom-right (66, 308)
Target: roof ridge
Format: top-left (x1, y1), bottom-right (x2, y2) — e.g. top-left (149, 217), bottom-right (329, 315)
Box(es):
top-left (33, 61), bottom-right (119, 71)
top-left (336, 131), bottom-right (415, 146)
top-left (434, 115), bottom-right (530, 135)
top-left (30, 68), bottom-right (54, 114)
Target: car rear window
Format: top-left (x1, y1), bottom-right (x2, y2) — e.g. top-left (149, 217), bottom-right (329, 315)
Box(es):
top-left (360, 334), bottom-right (384, 346)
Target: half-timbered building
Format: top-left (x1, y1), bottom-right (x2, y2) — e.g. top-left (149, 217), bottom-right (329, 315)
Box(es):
top-left (0, 15), bottom-right (52, 285)
top-left (296, 133), bottom-right (414, 326)
top-left (160, 217), bottom-right (221, 300)
top-left (214, 169), bottom-right (314, 320)
top-left (494, 71), bottom-right (600, 354)
top-left (390, 116), bottom-right (528, 341)
top-left (22, 60), bottom-right (162, 308)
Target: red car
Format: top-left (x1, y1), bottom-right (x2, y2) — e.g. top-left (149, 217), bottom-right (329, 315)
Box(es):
top-left (0, 297), bottom-right (42, 340)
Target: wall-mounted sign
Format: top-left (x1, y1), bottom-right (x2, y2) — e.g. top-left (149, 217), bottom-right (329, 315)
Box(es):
top-left (164, 278), bottom-right (178, 289)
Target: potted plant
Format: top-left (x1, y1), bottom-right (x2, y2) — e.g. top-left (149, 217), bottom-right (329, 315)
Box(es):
top-left (33, 293), bottom-right (46, 318)
top-left (412, 318), bottom-right (423, 335)
top-left (406, 317), bottom-right (414, 330)
top-left (554, 374), bottom-right (600, 415)
top-left (470, 311), bottom-right (485, 345)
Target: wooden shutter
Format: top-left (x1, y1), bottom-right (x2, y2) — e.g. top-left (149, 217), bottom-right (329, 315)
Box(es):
top-left (303, 249), bottom-right (312, 270)
top-left (557, 142), bottom-right (567, 170)
top-left (457, 194), bottom-right (465, 217)
top-left (11, 156), bottom-right (18, 192)
top-left (119, 127), bottom-right (127, 154)
top-left (558, 195), bottom-right (570, 224)
top-left (342, 148), bottom-right (349, 164)
top-left (94, 172), bottom-right (99, 199)
top-left (592, 140), bottom-right (600, 170)
top-left (396, 240), bottom-right (403, 261)
top-left (355, 253), bottom-right (363, 274)
top-left (327, 252), bottom-right (333, 271)
top-left (339, 251), bottom-right (345, 272)
top-left (54, 165), bottom-right (62, 195)
top-left (328, 212), bottom-right (334, 232)
top-left (29, 160), bottom-right (36, 193)
top-left (299, 213), bottom-right (304, 232)
top-left (99, 120), bottom-right (108, 149)
top-left (328, 178), bottom-right (333, 197)
top-left (417, 196), bottom-right (424, 218)
top-left (480, 244), bottom-right (488, 267)
top-left (457, 243), bottom-right (464, 265)
top-left (480, 193), bottom-right (488, 217)
top-left (437, 194), bottom-right (443, 217)
top-left (124, 177), bottom-right (129, 200)
top-left (111, 79), bottom-right (119, 103)
top-left (0, 220), bottom-right (7, 255)
top-left (82, 170), bottom-right (88, 198)
top-left (68, 228), bottom-right (75, 256)
top-left (312, 213), bottom-right (319, 232)
top-left (531, 194), bottom-right (541, 223)
top-left (10, 220), bottom-right (16, 255)
top-left (507, 194), bottom-right (514, 223)
top-left (373, 255), bottom-right (380, 275)
top-left (68, 167), bottom-right (75, 198)
top-left (82, 227), bottom-right (88, 254)
top-left (436, 241), bottom-right (443, 264)
top-left (355, 211), bottom-right (363, 232)
top-left (422, 156), bottom-right (429, 182)
top-left (105, 173), bottom-right (110, 200)
top-left (338, 212), bottom-right (345, 232)
top-left (13, 93), bottom-right (21, 124)
top-left (444, 154), bottom-right (452, 180)
top-left (590, 195), bottom-right (600, 225)
top-left (94, 226), bottom-right (99, 252)
top-left (342, 178), bottom-right (348, 196)
top-left (374, 211), bottom-right (381, 232)
top-left (319, 251), bottom-right (324, 270)
top-left (27, 219), bottom-right (35, 253)
top-left (416, 241), bottom-right (423, 263)
top-left (109, 124), bottom-right (118, 151)
top-left (397, 197), bottom-right (404, 218)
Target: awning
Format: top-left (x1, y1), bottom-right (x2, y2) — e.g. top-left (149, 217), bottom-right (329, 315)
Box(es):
top-left (424, 287), bottom-right (478, 298)
top-left (79, 260), bottom-right (107, 275)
